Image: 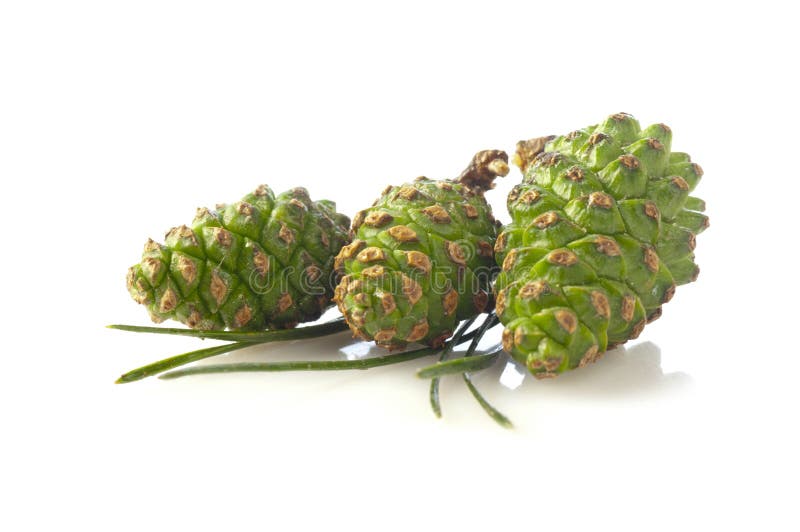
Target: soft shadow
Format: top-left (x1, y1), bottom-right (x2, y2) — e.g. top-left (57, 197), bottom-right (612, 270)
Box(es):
top-left (482, 341), bottom-right (693, 402)
top-left (192, 330), bottom-right (359, 366)
top-left (184, 331), bottom-right (691, 403)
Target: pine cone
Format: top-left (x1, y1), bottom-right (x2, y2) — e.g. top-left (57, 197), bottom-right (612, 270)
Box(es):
top-left (334, 151), bottom-right (508, 350)
top-left (126, 185), bottom-right (350, 330)
top-left (496, 113), bottom-right (707, 378)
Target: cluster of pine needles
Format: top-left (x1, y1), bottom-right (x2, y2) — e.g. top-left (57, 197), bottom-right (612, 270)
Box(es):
top-left (109, 313), bottom-right (513, 428)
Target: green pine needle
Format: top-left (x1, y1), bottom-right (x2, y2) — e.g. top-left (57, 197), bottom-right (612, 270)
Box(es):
top-left (114, 318), bottom-right (348, 383)
top-left (417, 350), bottom-right (501, 379)
top-left (428, 379), bottom-right (442, 418)
top-left (463, 372), bottom-right (513, 429)
top-left (459, 313), bottom-right (511, 428)
top-left (116, 342), bottom-right (257, 384)
top-left (159, 345), bottom-right (440, 379)
top-left (427, 312), bottom-right (501, 420)
top-left (429, 316), bottom-right (478, 418)
top-left (155, 323), bottom-right (484, 381)
top-left (424, 312), bottom-right (511, 428)
top-left (108, 318), bottom-right (348, 342)
top-left (465, 313), bottom-right (500, 356)
top-left (114, 310), bottom-right (513, 428)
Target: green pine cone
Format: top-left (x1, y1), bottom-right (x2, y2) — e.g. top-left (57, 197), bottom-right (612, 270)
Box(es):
top-left (495, 113), bottom-right (708, 378)
top-left (126, 185), bottom-right (351, 330)
top-left (334, 151), bottom-right (508, 350)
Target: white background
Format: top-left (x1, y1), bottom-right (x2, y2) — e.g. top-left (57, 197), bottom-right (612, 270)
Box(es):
top-left (2, 1), bottom-right (798, 530)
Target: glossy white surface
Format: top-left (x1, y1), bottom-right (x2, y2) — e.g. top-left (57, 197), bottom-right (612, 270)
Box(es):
top-left (2, 1), bottom-right (798, 530)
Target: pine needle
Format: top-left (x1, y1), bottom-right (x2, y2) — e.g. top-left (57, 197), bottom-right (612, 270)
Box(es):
top-left (155, 323), bottom-right (482, 381)
top-left (108, 318), bottom-right (347, 342)
top-left (428, 317), bottom-right (478, 418)
top-left (463, 372), bottom-right (513, 429)
top-left (159, 346), bottom-right (439, 379)
top-left (417, 350), bottom-right (501, 379)
top-left (117, 342), bottom-right (257, 384)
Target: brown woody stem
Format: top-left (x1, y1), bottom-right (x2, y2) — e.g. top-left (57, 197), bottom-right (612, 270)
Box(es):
top-left (457, 149), bottom-right (510, 192)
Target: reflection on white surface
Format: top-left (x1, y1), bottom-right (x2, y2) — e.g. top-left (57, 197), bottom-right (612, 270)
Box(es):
top-left (182, 327), bottom-right (690, 411)
top-left (504, 340), bottom-right (693, 400)
top-left (339, 341), bottom-right (375, 360)
top-left (499, 360), bottom-right (525, 390)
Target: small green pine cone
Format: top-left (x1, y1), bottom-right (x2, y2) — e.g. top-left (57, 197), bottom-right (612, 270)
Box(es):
top-left (334, 151), bottom-right (508, 350)
top-left (496, 113), bottom-right (708, 378)
top-left (126, 185), bottom-right (351, 330)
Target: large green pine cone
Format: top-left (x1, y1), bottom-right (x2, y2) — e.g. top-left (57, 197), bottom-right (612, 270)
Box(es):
top-left (334, 151), bottom-right (507, 350)
top-left (126, 185), bottom-right (351, 330)
top-left (495, 113), bottom-right (708, 378)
